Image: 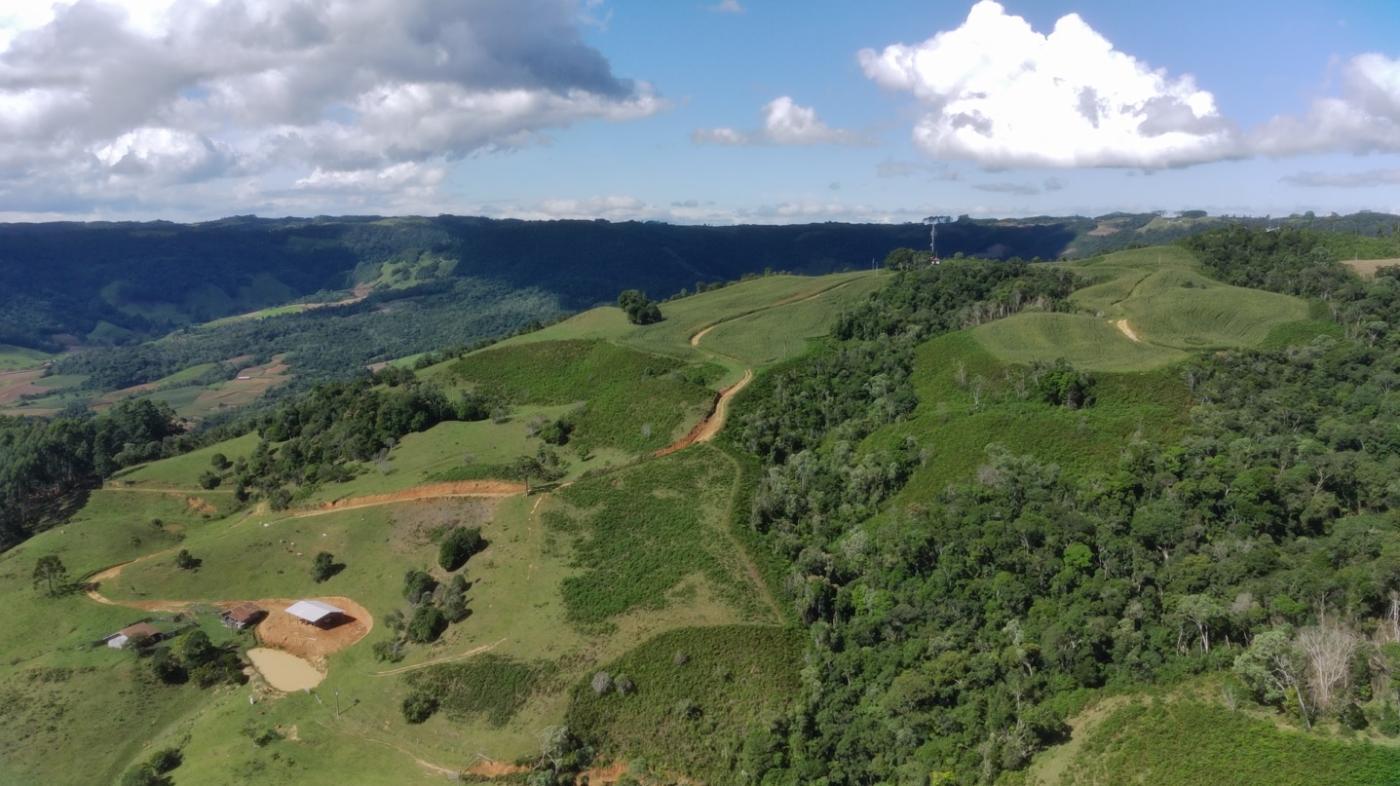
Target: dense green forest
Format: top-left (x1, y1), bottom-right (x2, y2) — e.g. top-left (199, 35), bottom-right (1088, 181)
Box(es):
top-left (723, 229), bottom-right (1400, 784)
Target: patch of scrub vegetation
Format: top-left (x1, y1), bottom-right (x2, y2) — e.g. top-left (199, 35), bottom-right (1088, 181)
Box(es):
top-left (1037, 699), bottom-right (1400, 786)
top-left (566, 625), bottom-right (804, 784)
top-left (448, 339), bottom-right (713, 454)
top-left (546, 446), bottom-right (748, 625)
top-left (863, 330), bottom-right (1191, 503)
top-left (1260, 318), bottom-right (1346, 349)
top-left (403, 655), bottom-right (556, 727)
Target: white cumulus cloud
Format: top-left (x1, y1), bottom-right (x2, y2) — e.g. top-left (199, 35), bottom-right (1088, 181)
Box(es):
top-left (693, 96), bottom-right (860, 146)
top-left (0, 0), bottom-right (661, 214)
top-left (1253, 54), bottom-right (1400, 156)
top-left (858, 0), bottom-right (1239, 168)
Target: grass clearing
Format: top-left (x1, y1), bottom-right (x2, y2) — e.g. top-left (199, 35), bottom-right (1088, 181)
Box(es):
top-left (1344, 258), bottom-right (1400, 279)
top-left (0, 344), bottom-right (53, 371)
top-left (972, 312), bottom-right (1188, 372)
top-left (448, 340), bottom-right (713, 455)
top-left (548, 446), bottom-right (759, 625)
top-left (566, 625), bottom-right (804, 784)
top-left (1052, 246), bottom-right (1313, 360)
top-left (114, 432), bottom-right (260, 490)
top-left (1032, 699), bottom-right (1400, 786)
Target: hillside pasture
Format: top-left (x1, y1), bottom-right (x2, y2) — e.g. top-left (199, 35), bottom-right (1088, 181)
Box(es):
top-left (696, 273), bottom-right (885, 367)
top-left (0, 344), bottom-right (53, 371)
top-left (972, 312), bottom-right (1187, 372)
top-left (1117, 270), bottom-right (1310, 349)
top-left (447, 339), bottom-right (713, 455)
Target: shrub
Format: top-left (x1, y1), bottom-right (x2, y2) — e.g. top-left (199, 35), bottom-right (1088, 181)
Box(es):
top-left (311, 551), bottom-right (339, 582)
top-left (150, 649), bottom-right (186, 685)
top-left (402, 692), bottom-right (439, 724)
top-left (175, 549), bottom-right (200, 570)
top-left (120, 764), bottom-right (171, 786)
top-left (442, 574), bottom-right (470, 623)
top-left (198, 470), bottom-right (221, 490)
top-left (618, 289), bottom-right (663, 325)
top-left (403, 569), bottom-right (438, 603)
top-left (210, 453), bottom-right (230, 471)
top-left (148, 748), bottom-right (183, 774)
top-left (407, 605), bottom-right (448, 643)
top-left (438, 526), bottom-right (486, 571)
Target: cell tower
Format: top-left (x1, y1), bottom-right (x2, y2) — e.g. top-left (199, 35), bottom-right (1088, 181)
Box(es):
top-left (923, 215), bottom-right (952, 265)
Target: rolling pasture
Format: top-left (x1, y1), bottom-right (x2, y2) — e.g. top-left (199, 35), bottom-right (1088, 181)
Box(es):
top-left (972, 246), bottom-right (1313, 372)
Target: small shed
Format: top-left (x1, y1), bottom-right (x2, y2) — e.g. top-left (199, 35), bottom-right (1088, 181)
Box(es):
top-left (284, 599), bottom-right (346, 628)
top-left (221, 603), bottom-right (266, 630)
top-left (105, 622), bottom-right (162, 650)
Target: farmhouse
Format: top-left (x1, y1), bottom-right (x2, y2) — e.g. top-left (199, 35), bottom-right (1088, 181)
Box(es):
top-left (221, 602), bottom-right (266, 630)
top-left (284, 599), bottom-right (346, 628)
top-left (104, 622), bottom-right (162, 649)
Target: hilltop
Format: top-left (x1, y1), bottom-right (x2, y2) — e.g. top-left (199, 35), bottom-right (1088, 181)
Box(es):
top-left (1, 227), bottom-right (1399, 785)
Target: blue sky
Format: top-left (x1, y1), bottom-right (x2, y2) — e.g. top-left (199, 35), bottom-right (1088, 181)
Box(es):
top-left (1, 0), bottom-right (1398, 222)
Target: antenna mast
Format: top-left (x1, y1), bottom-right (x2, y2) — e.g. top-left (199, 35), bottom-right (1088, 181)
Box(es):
top-left (923, 215), bottom-right (952, 265)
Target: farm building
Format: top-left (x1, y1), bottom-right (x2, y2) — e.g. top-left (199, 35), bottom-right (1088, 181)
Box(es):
top-left (104, 622), bottom-right (162, 649)
top-left (284, 599), bottom-right (346, 628)
top-left (221, 603), bottom-right (266, 630)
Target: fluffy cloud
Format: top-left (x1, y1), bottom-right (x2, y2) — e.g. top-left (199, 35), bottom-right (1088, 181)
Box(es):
top-left (1253, 54), bottom-right (1400, 156)
top-left (0, 0), bottom-right (660, 212)
top-left (694, 96), bottom-right (859, 146)
top-left (708, 0), bottom-right (745, 14)
top-left (858, 0), bottom-right (1238, 168)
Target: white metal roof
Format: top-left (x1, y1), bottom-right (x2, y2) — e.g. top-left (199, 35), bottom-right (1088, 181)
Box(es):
top-left (284, 599), bottom-right (345, 623)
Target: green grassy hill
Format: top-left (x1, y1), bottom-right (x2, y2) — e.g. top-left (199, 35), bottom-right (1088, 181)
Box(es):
top-left (4, 246), bottom-right (1397, 786)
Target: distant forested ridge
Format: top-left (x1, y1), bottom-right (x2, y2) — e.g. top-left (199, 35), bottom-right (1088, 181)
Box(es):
top-left (0, 215), bottom-right (1084, 353)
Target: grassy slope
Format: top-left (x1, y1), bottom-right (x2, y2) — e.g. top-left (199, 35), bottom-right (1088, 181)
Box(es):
top-left (0, 491), bottom-right (230, 785)
top-left (863, 331), bottom-right (1192, 505)
top-left (9, 421), bottom-right (771, 782)
top-left (973, 246), bottom-right (1312, 373)
top-left (446, 339), bottom-right (714, 455)
top-left (1026, 698), bottom-right (1400, 786)
top-left (0, 344), bottom-right (53, 371)
top-left (566, 625), bottom-right (805, 783)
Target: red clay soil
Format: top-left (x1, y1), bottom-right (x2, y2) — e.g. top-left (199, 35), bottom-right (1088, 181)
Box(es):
top-left (84, 559), bottom-right (372, 662)
top-left (298, 480), bottom-right (526, 517)
top-left (251, 596), bottom-right (373, 664)
top-left (653, 369), bottom-right (754, 458)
